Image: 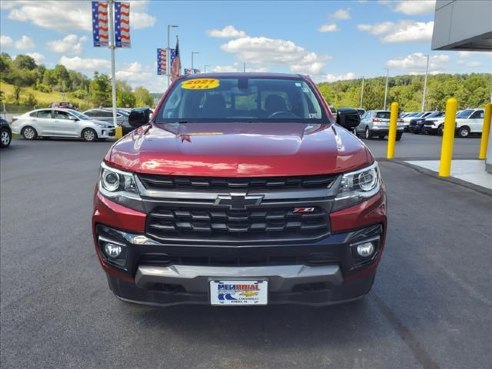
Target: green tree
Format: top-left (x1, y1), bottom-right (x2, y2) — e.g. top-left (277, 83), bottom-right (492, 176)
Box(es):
top-left (13, 54), bottom-right (37, 70)
top-left (89, 72), bottom-right (111, 106)
top-left (134, 86), bottom-right (154, 106)
top-left (13, 85), bottom-right (22, 105)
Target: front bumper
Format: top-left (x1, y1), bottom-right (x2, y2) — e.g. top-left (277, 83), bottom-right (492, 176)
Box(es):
top-left (93, 189), bottom-right (387, 306)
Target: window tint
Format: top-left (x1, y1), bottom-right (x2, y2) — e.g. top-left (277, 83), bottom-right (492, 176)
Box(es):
top-left (54, 111), bottom-right (71, 120)
top-left (85, 110), bottom-right (97, 117)
top-left (375, 112), bottom-right (390, 119)
top-left (37, 110), bottom-right (52, 119)
top-left (456, 110), bottom-right (474, 119)
top-left (470, 111), bottom-right (484, 119)
top-left (158, 77), bottom-right (326, 123)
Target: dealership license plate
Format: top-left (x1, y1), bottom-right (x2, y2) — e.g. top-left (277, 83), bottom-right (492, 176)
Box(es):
top-left (210, 280), bottom-right (268, 306)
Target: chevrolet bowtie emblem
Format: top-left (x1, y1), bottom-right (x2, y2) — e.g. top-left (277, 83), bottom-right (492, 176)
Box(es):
top-left (214, 194), bottom-right (264, 209)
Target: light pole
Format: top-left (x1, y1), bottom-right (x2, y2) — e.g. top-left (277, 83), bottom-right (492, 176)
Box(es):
top-left (191, 51), bottom-right (199, 73)
top-left (167, 24), bottom-right (178, 87)
top-left (360, 76), bottom-right (365, 108)
top-left (204, 64), bottom-right (210, 73)
top-left (421, 54), bottom-right (430, 112)
top-left (383, 68), bottom-right (389, 110)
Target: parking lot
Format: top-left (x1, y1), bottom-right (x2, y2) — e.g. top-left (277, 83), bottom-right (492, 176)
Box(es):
top-left (1, 134), bottom-right (491, 369)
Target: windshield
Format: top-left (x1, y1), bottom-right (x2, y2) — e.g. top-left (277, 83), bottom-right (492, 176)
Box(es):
top-left (456, 110), bottom-right (473, 119)
top-left (156, 77), bottom-right (327, 123)
top-left (427, 112), bottom-right (443, 118)
top-left (375, 111), bottom-right (390, 119)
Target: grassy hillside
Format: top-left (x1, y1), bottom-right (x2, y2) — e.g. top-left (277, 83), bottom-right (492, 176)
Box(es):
top-left (0, 81), bottom-right (87, 112)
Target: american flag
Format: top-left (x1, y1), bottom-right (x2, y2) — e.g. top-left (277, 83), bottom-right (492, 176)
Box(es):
top-left (170, 38), bottom-right (181, 81)
top-left (92, 1), bottom-right (109, 47)
top-left (157, 48), bottom-right (167, 75)
top-left (115, 2), bottom-right (131, 48)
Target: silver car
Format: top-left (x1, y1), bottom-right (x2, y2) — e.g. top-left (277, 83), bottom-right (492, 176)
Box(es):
top-left (83, 108), bottom-right (134, 134)
top-left (11, 108), bottom-right (115, 142)
top-left (356, 110), bottom-right (405, 140)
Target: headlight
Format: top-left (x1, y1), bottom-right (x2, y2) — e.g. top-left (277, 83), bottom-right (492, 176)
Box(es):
top-left (99, 162), bottom-right (139, 197)
top-left (333, 162), bottom-right (381, 211)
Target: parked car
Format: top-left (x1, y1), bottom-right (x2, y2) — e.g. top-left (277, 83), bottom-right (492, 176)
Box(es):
top-left (408, 111), bottom-right (444, 134)
top-left (83, 108), bottom-right (133, 134)
top-left (401, 112), bottom-right (420, 131)
top-left (92, 72), bottom-right (387, 307)
top-left (455, 108), bottom-right (485, 137)
top-left (11, 108), bottom-right (115, 142)
top-left (0, 118), bottom-right (12, 148)
top-left (356, 110), bottom-right (404, 140)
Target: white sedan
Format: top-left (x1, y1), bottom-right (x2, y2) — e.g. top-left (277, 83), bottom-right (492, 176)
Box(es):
top-left (11, 108), bottom-right (115, 142)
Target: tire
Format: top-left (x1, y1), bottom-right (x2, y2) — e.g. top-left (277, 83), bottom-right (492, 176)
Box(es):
top-left (396, 133), bottom-right (402, 141)
top-left (21, 126), bottom-right (37, 140)
top-left (0, 127), bottom-right (12, 148)
top-left (437, 124), bottom-right (444, 136)
top-left (457, 126), bottom-right (470, 138)
top-left (364, 127), bottom-right (373, 140)
top-left (82, 128), bottom-right (98, 142)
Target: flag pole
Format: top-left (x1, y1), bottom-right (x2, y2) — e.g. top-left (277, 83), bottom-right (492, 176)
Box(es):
top-left (108, 0), bottom-right (117, 129)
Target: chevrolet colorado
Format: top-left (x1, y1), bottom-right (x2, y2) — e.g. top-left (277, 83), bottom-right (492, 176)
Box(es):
top-left (92, 73), bottom-right (387, 306)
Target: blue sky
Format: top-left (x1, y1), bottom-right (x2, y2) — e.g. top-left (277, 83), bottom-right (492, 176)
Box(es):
top-left (1, 0), bottom-right (491, 92)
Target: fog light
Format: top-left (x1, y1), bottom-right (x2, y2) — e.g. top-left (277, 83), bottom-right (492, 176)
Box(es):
top-left (104, 243), bottom-right (122, 258)
top-left (356, 242), bottom-right (375, 257)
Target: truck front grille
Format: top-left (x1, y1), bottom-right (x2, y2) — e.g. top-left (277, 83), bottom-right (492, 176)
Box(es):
top-left (146, 206), bottom-right (329, 243)
top-left (138, 174), bottom-right (336, 191)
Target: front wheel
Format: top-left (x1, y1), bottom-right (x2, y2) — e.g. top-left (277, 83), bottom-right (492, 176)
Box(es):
top-left (21, 126), bottom-right (37, 140)
top-left (396, 133), bottom-right (402, 141)
top-left (82, 128), bottom-right (98, 142)
top-left (457, 126), bottom-right (470, 138)
top-left (0, 127), bottom-right (12, 147)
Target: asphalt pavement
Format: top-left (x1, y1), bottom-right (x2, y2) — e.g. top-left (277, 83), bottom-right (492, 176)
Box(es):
top-left (1, 135), bottom-right (491, 369)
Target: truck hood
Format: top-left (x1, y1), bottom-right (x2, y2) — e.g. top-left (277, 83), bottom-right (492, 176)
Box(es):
top-left (106, 122), bottom-right (372, 177)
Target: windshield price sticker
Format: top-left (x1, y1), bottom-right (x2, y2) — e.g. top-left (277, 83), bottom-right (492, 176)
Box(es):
top-left (182, 79), bottom-right (220, 90)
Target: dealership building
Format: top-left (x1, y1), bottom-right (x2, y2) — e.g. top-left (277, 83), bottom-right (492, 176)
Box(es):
top-left (432, 0), bottom-right (492, 173)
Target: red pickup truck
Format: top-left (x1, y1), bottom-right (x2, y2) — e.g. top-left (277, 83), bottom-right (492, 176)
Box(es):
top-left (92, 73), bottom-right (387, 306)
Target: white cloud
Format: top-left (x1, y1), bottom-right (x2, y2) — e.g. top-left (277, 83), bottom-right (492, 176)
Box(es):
top-left (59, 56), bottom-right (110, 71)
top-left (386, 53), bottom-right (450, 73)
top-left (207, 25), bottom-right (247, 39)
top-left (211, 63), bottom-right (269, 73)
top-left (333, 9), bottom-right (351, 20)
top-left (115, 62), bottom-right (165, 92)
top-left (15, 35), bottom-right (34, 49)
top-left (221, 36), bottom-right (329, 75)
top-left (457, 60), bottom-right (482, 68)
top-left (313, 73), bottom-right (356, 83)
top-left (358, 20), bottom-right (433, 43)
top-left (0, 35), bottom-right (14, 48)
top-left (6, 0), bottom-right (155, 31)
top-left (26, 52), bottom-right (45, 64)
top-left (458, 51), bottom-right (473, 58)
top-left (385, 0), bottom-right (436, 15)
top-left (319, 24), bottom-right (339, 32)
top-left (47, 34), bottom-right (87, 55)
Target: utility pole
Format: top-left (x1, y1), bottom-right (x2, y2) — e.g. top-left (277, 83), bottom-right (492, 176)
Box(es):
top-left (204, 64), bottom-right (210, 73)
top-left (360, 77), bottom-right (365, 108)
top-left (243, 62), bottom-right (246, 72)
top-left (167, 24), bottom-right (178, 87)
top-left (421, 54), bottom-right (430, 112)
top-left (191, 51), bottom-right (199, 72)
top-left (383, 68), bottom-right (389, 110)
top-left (108, 0), bottom-right (117, 128)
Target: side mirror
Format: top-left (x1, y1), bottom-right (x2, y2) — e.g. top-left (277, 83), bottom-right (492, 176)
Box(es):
top-left (128, 108), bottom-right (151, 128)
top-left (336, 108), bottom-right (360, 130)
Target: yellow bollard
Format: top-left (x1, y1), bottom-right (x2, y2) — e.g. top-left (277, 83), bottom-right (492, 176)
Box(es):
top-left (439, 98), bottom-right (458, 177)
top-left (386, 102), bottom-right (399, 159)
top-left (115, 125), bottom-right (123, 139)
top-left (478, 103), bottom-right (491, 159)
